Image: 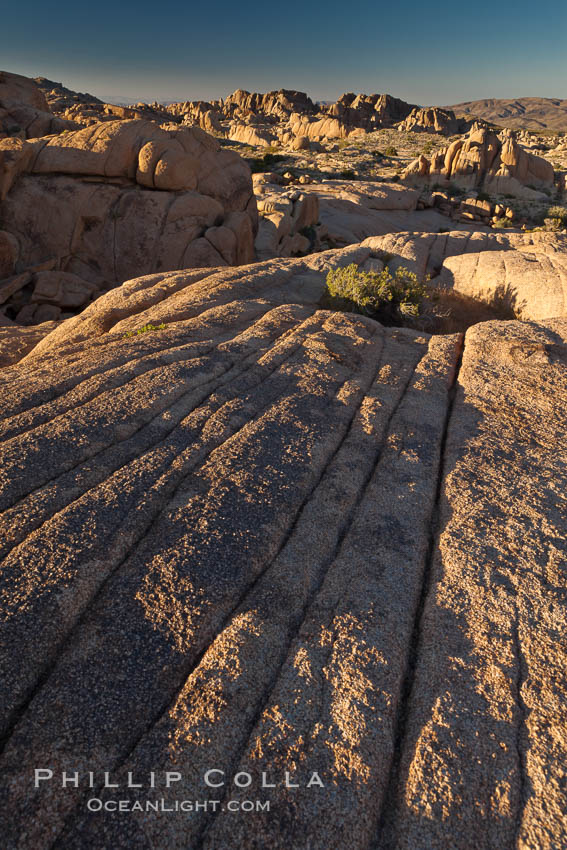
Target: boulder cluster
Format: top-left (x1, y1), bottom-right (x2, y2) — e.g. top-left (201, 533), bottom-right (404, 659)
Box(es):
top-left (0, 118), bottom-right (256, 325)
top-left (403, 122), bottom-right (555, 197)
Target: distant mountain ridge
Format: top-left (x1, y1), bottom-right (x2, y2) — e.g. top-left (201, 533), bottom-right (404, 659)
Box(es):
top-left (445, 97), bottom-right (567, 132)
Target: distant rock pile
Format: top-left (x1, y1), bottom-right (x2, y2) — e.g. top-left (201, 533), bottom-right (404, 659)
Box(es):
top-left (224, 88), bottom-right (317, 120)
top-left (397, 106), bottom-right (465, 134)
top-left (403, 123), bottom-right (555, 197)
top-left (0, 119), bottom-right (256, 325)
top-left (35, 78), bottom-right (473, 146)
top-left (34, 76), bottom-right (174, 126)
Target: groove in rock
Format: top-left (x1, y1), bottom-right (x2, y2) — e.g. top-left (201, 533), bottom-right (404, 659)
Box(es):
top-left (372, 331), bottom-right (465, 849)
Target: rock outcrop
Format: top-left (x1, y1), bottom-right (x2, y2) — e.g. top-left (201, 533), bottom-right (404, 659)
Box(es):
top-left (253, 175), bottom-right (320, 259)
top-left (403, 123), bottom-right (555, 196)
top-left (34, 75), bottom-right (105, 113)
top-left (34, 77), bottom-right (176, 128)
top-left (0, 119), bottom-right (257, 324)
top-left (223, 88), bottom-right (317, 120)
top-left (0, 242), bottom-right (565, 850)
top-left (312, 180), bottom-right (448, 245)
top-left (397, 106), bottom-right (463, 135)
top-left (0, 71), bottom-right (79, 139)
top-left (326, 92), bottom-right (415, 129)
top-left (229, 122), bottom-right (277, 147)
top-left (285, 93), bottom-right (416, 142)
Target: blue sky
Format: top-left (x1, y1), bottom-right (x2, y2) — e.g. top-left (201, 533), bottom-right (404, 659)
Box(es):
top-left (2, 0), bottom-right (566, 105)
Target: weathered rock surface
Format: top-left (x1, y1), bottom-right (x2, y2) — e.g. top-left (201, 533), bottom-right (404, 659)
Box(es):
top-left (250, 176), bottom-right (487, 261)
top-left (312, 180), bottom-right (449, 246)
top-left (0, 244), bottom-right (564, 850)
top-left (229, 121), bottom-right (277, 147)
top-left (262, 178), bottom-right (491, 252)
top-left (0, 119), bottom-right (257, 324)
top-left (0, 318), bottom-right (59, 367)
top-left (403, 123), bottom-right (555, 196)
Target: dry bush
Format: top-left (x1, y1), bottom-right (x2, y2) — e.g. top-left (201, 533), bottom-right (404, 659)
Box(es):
top-left (410, 287), bottom-right (518, 334)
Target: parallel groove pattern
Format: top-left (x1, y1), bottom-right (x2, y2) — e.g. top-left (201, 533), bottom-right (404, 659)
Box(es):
top-left (0, 255), bottom-right (565, 850)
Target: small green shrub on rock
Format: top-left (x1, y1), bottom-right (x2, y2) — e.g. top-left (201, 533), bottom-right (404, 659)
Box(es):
top-left (323, 263), bottom-right (426, 325)
top-left (124, 323), bottom-right (166, 338)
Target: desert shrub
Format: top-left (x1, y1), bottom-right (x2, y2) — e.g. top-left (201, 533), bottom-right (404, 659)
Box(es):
top-left (546, 205), bottom-right (567, 225)
top-left (299, 224), bottom-right (317, 245)
top-left (415, 286), bottom-right (519, 334)
top-left (447, 183), bottom-right (464, 197)
top-left (422, 140), bottom-right (434, 155)
top-left (246, 152), bottom-right (286, 173)
top-left (323, 263), bottom-right (426, 325)
top-left (476, 191), bottom-right (492, 202)
top-left (124, 323), bottom-right (166, 338)
top-left (384, 145), bottom-right (398, 157)
top-left (340, 169), bottom-right (356, 180)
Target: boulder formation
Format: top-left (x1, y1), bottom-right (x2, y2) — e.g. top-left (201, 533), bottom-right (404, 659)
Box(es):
top-left (250, 175), bottom-right (482, 260)
top-left (0, 119), bottom-right (257, 324)
top-left (402, 123), bottom-right (555, 196)
top-left (223, 88), bottom-right (317, 120)
top-left (326, 92), bottom-right (415, 128)
top-left (253, 174), bottom-right (320, 259)
top-left (0, 243), bottom-right (565, 849)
